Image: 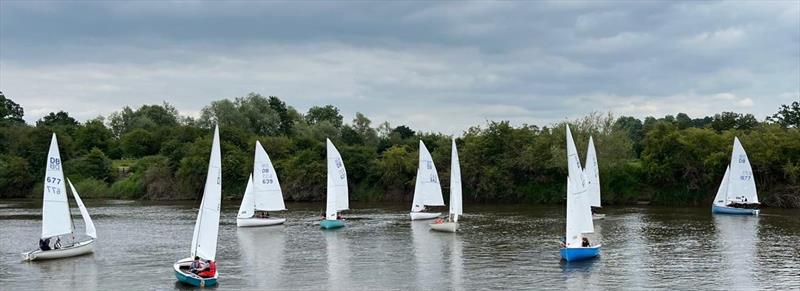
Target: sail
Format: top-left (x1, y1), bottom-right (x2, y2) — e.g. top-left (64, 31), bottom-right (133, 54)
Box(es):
top-left (411, 141), bottom-right (445, 212)
top-left (728, 137), bottom-right (758, 203)
top-left (68, 178), bottom-right (96, 239)
top-left (237, 175), bottom-right (255, 218)
top-left (713, 166), bottom-right (730, 206)
top-left (584, 136), bottom-right (601, 207)
top-left (253, 141), bottom-right (286, 211)
top-left (191, 125), bottom-right (222, 260)
top-left (565, 125), bottom-right (593, 248)
top-left (449, 138), bottom-right (463, 222)
top-left (41, 133), bottom-right (73, 239)
top-left (326, 139), bottom-right (348, 219)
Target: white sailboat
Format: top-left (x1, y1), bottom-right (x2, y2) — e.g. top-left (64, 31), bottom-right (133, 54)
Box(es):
top-left (320, 138), bottom-right (348, 229)
top-left (237, 141), bottom-right (287, 227)
top-left (22, 134), bottom-right (96, 261)
top-left (584, 136), bottom-right (604, 220)
top-left (174, 125), bottom-right (222, 287)
top-left (410, 140), bottom-right (445, 220)
top-left (431, 138), bottom-right (462, 232)
top-left (712, 137), bottom-right (760, 215)
top-left (560, 125), bottom-right (600, 262)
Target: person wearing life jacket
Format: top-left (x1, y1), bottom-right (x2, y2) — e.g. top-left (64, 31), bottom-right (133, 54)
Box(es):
top-left (197, 260), bottom-right (216, 278)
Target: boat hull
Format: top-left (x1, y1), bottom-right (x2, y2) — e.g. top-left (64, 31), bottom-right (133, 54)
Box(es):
top-left (174, 257), bottom-right (218, 287)
top-left (712, 205), bottom-right (759, 215)
top-left (592, 214), bottom-right (606, 220)
top-left (560, 245), bottom-right (601, 262)
top-left (22, 239), bottom-right (94, 261)
top-left (430, 222), bottom-right (458, 233)
top-left (320, 219), bottom-right (345, 229)
top-left (236, 217), bottom-right (286, 227)
top-left (410, 212), bottom-right (441, 220)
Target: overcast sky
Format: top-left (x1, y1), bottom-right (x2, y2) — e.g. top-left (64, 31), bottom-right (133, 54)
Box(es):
top-left (1, 1), bottom-right (798, 134)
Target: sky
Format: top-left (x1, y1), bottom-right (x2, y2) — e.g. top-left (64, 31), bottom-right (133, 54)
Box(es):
top-left (1, 1), bottom-right (798, 134)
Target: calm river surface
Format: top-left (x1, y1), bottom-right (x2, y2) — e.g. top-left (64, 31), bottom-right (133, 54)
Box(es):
top-left (1, 200), bottom-right (798, 290)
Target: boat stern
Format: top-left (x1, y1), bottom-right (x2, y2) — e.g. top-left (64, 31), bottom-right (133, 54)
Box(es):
top-left (320, 219), bottom-right (345, 229)
top-left (560, 245), bottom-right (601, 262)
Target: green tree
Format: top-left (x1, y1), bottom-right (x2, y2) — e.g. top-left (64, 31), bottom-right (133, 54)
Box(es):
top-left (0, 92), bottom-right (25, 125)
top-left (769, 101), bottom-right (800, 128)
top-left (305, 105), bottom-right (343, 128)
top-left (120, 129), bottom-right (158, 158)
top-left (66, 148), bottom-right (115, 182)
top-left (0, 155), bottom-right (34, 198)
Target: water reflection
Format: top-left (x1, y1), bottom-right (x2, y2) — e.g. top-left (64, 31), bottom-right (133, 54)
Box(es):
top-left (411, 220), bottom-right (444, 290)
top-left (448, 234), bottom-right (464, 291)
top-left (324, 230), bottom-right (351, 290)
top-left (236, 226), bottom-right (286, 288)
top-left (714, 215), bottom-right (759, 290)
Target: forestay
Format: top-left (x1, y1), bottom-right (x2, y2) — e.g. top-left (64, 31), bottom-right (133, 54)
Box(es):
top-left (584, 136), bottom-right (601, 208)
top-left (253, 141), bottom-right (286, 211)
top-left (449, 139), bottom-right (463, 222)
top-left (728, 137), bottom-right (758, 203)
top-left (237, 175), bottom-right (255, 218)
top-left (565, 125), bottom-right (593, 248)
top-left (326, 139), bottom-right (348, 220)
top-left (411, 141), bottom-right (445, 212)
top-left (68, 179), bottom-right (96, 239)
top-left (191, 125), bottom-right (222, 260)
top-left (41, 134), bottom-right (73, 239)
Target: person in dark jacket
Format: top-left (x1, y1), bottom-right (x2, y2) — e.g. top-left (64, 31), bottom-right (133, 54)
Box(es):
top-left (582, 237), bottom-right (591, 247)
top-left (39, 238), bottom-right (51, 251)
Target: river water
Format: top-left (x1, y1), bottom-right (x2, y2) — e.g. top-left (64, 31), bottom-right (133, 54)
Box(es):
top-left (1, 200), bottom-right (798, 290)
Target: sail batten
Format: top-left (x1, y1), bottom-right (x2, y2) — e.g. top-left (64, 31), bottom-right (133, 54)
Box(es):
top-left (41, 134), bottom-right (73, 239)
top-left (411, 141), bottom-right (445, 212)
top-left (191, 125), bottom-right (222, 260)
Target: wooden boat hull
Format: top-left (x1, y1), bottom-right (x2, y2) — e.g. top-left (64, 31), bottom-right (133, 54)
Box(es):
top-left (174, 257), bottom-right (218, 287)
top-left (320, 219), bottom-right (345, 229)
top-left (712, 205), bottom-right (759, 215)
top-left (22, 239), bottom-right (94, 261)
top-left (430, 221), bottom-right (458, 232)
top-left (560, 245), bottom-right (601, 262)
top-left (592, 214), bottom-right (606, 220)
top-left (410, 212), bottom-right (441, 221)
top-left (236, 217), bottom-right (286, 227)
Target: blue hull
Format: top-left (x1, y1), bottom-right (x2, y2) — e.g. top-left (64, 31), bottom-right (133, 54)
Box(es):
top-left (175, 270), bottom-right (217, 287)
top-left (560, 246), bottom-right (601, 262)
top-left (712, 205), bottom-right (759, 215)
top-left (320, 219), bottom-right (345, 229)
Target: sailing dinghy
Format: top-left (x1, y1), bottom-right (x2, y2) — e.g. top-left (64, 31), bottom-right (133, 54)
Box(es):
top-left (23, 134), bottom-right (96, 261)
top-left (560, 125), bottom-right (601, 262)
top-left (431, 138), bottom-right (462, 233)
top-left (410, 141), bottom-right (445, 220)
top-left (320, 139), bottom-right (349, 229)
top-left (174, 125), bottom-right (222, 287)
top-left (584, 137), bottom-right (605, 220)
top-left (237, 141), bottom-right (287, 227)
top-left (712, 137), bottom-right (760, 215)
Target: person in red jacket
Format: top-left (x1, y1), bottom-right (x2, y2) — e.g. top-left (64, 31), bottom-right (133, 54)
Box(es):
top-left (197, 260), bottom-right (216, 278)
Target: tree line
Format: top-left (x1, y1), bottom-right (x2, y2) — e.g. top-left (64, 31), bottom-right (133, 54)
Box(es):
top-left (1, 91), bottom-right (798, 207)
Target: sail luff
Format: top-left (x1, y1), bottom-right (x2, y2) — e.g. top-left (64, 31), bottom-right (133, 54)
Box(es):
top-left (68, 178), bottom-right (96, 239)
top-left (41, 133), bottom-right (73, 239)
top-left (253, 141), bottom-right (286, 211)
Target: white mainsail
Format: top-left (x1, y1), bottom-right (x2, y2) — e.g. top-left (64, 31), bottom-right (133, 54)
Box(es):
top-left (237, 175), bottom-right (255, 218)
top-left (326, 139), bottom-right (348, 220)
top-left (68, 178), bottom-right (96, 239)
top-left (253, 141), bottom-right (286, 211)
top-left (411, 141), bottom-right (445, 212)
top-left (565, 125), bottom-right (593, 248)
top-left (41, 133), bottom-right (73, 239)
top-left (713, 166), bottom-right (730, 206)
top-left (727, 137), bottom-right (758, 203)
top-left (191, 125), bottom-right (222, 260)
top-left (449, 138), bottom-right (463, 222)
top-left (584, 136), bottom-right (601, 208)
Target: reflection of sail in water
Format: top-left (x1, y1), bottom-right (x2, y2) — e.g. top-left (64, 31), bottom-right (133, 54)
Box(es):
top-left (448, 234), bottom-right (464, 290)
top-left (237, 228), bottom-right (286, 288)
top-left (325, 231), bottom-right (351, 290)
top-left (714, 215), bottom-right (759, 289)
top-left (411, 221), bottom-right (444, 290)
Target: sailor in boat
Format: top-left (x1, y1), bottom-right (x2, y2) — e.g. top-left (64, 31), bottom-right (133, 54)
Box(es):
top-left (433, 217), bottom-right (444, 224)
top-left (53, 237), bottom-right (62, 249)
top-left (39, 238), bottom-right (51, 251)
top-left (197, 260), bottom-right (217, 278)
top-left (190, 256), bottom-right (207, 274)
top-left (582, 237), bottom-right (591, 247)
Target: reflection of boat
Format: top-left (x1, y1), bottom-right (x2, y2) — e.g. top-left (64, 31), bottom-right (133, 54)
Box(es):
top-left (237, 141), bottom-right (287, 227)
top-left (448, 232), bottom-right (464, 289)
top-left (560, 125), bottom-right (600, 262)
top-left (22, 134), bottom-right (97, 261)
top-left (411, 220), bottom-right (444, 290)
top-left (410, 141), bottom-right (445, 220)
top-left (584, 136), bottom-right (605, 220)
top-left (714, 215), bottom-right (759, 289)
top-left (324, 231), bottom-right (351, 290)
top-left (431, 138), bottom-right (462, 233)
top-left (713, 137), bottom-right (760, 215)
top-left (237, 227), bottom-right (286, 288)
top-left (321, 139), bottom-right (348, 229)
top-left (174, 125), bottom-right (221, 287)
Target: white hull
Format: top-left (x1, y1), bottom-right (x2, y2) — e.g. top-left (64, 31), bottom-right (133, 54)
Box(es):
top-left (237, 217), bottom-right (286, 227)
top-left (410, 212), bottom-right (441, 220)
top-left (592, 214), bottom-right (606, 220)
top-left (22, 239), bottom-right (94, 261)
top-left (430, 222), bottom-right (458, 233)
